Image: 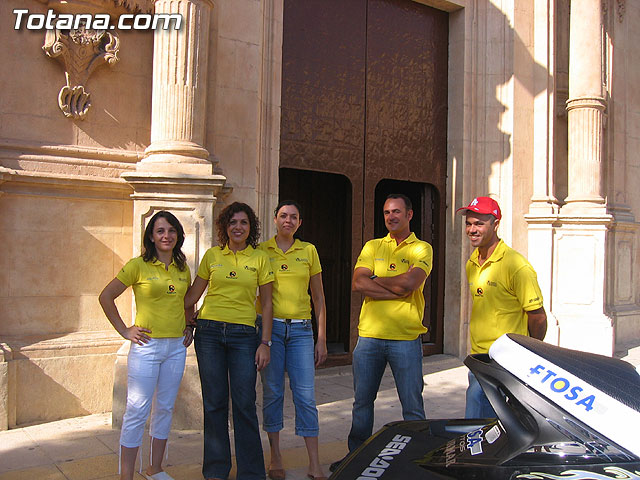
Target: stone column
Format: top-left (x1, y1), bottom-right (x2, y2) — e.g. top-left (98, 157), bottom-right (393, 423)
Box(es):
top-left (564, 0), bottom-right (606, 210)
top-left (141, 0), bottom-right (214, 174)
top-left (551, 0), bottom-right (613, 356)
top-left (114, 0), bottom-right (228, 429)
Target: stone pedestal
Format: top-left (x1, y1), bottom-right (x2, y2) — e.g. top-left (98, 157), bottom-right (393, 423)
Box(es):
top-left (607, 220), bottom-right (640, 347)
top-left (552, 216), bottom-right (613, 356)
top-left (114, 172), bottom-right (226, 429)
top-left (524, 216), bottom-right (559, 345)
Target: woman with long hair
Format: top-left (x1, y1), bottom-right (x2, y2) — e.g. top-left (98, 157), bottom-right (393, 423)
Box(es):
top-left (259, 200), bottom-right (328, 480)
top-left (184, 202), bottom-right (274, 480)
top-left (99, 211), bottom-right (194, 480)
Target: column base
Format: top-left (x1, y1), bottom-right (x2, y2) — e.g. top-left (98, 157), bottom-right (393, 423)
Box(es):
top-left (142, 141), bottom-right (213, 175)
top-left (560, 197), bottom-right (607, 217)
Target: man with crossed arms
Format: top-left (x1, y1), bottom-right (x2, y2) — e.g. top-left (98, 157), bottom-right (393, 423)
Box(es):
top-left (332, 193), bottom-right (433, 471)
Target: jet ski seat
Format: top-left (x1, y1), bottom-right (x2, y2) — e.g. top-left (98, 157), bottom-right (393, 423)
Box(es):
top-left (488, 333), bottom-right (640, 457)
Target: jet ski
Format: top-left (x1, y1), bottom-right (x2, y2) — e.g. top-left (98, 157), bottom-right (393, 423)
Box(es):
top-left (329, 333), bottom-right (640, 480)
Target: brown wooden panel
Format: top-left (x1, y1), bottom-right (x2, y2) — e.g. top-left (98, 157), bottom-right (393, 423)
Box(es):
top-left (280, 0), bottom-right (367, 181)
top-left (363, 0), bottom-right (449, 209)
top-left (363, 0), bottom-right (448, 354)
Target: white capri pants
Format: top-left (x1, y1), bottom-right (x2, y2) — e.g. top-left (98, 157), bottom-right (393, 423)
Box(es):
top-left (120, 337), bottom-right (186, 448)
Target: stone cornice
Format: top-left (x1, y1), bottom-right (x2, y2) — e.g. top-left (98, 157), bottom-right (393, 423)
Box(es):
top-left (0, 331), bottom-right (125, 360)
top-left (524, 212), bottom-right (614, 226)
top-left (0, 140), bottom-right (142, 164)
top-left (0, 168), bottom-right (133, 200)
top-left (121, 171), bottom-right (227, 202)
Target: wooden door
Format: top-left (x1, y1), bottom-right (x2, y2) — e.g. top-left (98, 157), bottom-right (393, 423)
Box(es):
top-left (280, 0), bottom-right (448, 359)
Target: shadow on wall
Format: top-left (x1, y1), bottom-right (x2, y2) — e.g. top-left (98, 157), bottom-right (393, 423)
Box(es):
top-left (0, 196), bottom-right (132, 342)
top-left (14, 360), bottom-right (90, 426)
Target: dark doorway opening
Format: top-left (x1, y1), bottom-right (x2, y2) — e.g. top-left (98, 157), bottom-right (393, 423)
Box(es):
top-left (374, 180), bottom-right (442, 352)
top-left (279, 168), bottom-right (353, 356)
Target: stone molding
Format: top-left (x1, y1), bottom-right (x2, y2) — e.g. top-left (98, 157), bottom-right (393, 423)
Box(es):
top-left (617, 0), bottom-right (625, 22)
top-left (43, 26), bottom-right (120, 120)
top-left (565, 96), bottom-right (607, 112)
top-left (0, 331), bottom-right (124, 360)
top-left (121, 171), bottom-right (226, 202)
top-left (0, 141), bottom-right (142, 164)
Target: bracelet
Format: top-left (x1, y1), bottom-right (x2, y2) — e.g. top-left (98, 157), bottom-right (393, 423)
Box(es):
top-left (370, 274), bottom-right (378, 280)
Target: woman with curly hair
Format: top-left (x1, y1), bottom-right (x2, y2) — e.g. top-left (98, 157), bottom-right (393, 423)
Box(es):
top-left (99, 210), bottom-right (193, 480)
top-left (184, 202), bottom-right (274, 480)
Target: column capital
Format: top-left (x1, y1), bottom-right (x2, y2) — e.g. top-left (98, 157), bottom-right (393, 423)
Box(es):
top-left (566, 96), bottom-right (607, 112)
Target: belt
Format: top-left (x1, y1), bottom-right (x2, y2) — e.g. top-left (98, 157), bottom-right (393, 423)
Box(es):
top-left (273, 317), bottom-right (308, 324)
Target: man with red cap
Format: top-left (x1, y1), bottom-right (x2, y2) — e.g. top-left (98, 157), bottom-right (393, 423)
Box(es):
top-left (457, 196), bottom-right (547, 418)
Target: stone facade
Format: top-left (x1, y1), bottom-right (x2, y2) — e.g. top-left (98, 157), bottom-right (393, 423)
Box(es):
top-left (0, 0), bottom-right (638, 430)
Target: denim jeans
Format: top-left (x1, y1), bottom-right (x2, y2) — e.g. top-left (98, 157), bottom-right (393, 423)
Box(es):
top-left (194, 319), bottom-right (265, 480)
top-left (348, 336), bottom-right (425, 452)
top-left (465, 371), bottom-right (497, 419)
top-left (121, 337), bottom-right (186, 448)
top-left (260, 319), bottom-right (318, 437)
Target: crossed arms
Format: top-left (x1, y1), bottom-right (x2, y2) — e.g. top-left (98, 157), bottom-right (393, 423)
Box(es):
top-left (352, 266), bottom-right (427, 299)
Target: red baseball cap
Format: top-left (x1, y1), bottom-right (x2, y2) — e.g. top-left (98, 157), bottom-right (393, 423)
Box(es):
top-left (456, 196), bottom-right (502, 220)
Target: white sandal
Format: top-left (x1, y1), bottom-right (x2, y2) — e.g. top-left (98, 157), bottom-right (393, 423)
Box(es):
top-left (144, 472), bottom-right (175, 480)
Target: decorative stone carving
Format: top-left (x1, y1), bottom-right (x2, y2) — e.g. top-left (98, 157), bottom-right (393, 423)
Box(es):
top-left (42, 24), bottom-right (119, 120)
top-left (617, 0), bottom-right (625, 22)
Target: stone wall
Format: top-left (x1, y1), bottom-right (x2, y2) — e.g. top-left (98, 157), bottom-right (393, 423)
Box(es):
top-left (0, 0), bottom-right (151, 427)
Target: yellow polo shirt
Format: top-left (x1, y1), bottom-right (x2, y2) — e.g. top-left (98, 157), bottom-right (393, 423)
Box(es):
top-left (467, 240), bottom-right (544, 354)
top-left (355, 233), bottom-right (433, 340)
top-left (117, 257), bottom-right (191, 338)
top-left (258, 237), bottom-right (322, 319)
top-left (197, 245), bottom-right (273, 326)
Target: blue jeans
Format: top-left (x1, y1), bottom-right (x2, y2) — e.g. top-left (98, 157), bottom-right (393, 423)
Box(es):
top-left (260, 319), bottom-right (318, 436)
top-left (194, 319), bottom-right (265, 480)
top-left (348, 336), bottom-right (425, 452)
top-left (465, 371), bottom-right (497, 418)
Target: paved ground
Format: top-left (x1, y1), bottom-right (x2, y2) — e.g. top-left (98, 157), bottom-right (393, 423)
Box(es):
top-left (0, 354), bottom-right (468, 480)
top-left (1, 345), bottom-right (638, 480)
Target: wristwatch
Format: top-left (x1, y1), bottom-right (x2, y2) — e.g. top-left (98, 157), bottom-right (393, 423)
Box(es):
top-left (261, 339), bottom-right (272, 347)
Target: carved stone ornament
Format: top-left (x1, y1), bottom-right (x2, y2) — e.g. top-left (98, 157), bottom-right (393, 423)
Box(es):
top-left (617, 0), bottom-right (625, 22)
top-left (42, 23), bottom-right (119, 120)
